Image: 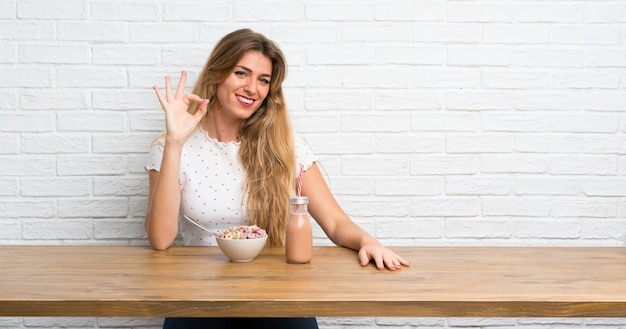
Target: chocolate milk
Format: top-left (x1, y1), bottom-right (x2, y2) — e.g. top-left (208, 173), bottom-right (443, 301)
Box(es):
top-left (285, 196), bottom-right (312, 264)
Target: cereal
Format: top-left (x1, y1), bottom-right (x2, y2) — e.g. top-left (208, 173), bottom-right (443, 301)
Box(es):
top-left (218, 225), bottom-right (267, 239)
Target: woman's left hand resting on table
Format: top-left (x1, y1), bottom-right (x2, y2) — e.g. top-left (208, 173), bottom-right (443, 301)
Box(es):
top-left (301, 162), bottom-right (411, 271)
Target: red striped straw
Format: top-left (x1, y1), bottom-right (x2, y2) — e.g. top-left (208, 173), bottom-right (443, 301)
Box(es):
top-left (296, 164), bottom-right (304, 197)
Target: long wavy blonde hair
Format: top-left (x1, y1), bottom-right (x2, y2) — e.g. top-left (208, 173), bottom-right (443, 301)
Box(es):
top-left (186, 29), bottom-right (295, 246)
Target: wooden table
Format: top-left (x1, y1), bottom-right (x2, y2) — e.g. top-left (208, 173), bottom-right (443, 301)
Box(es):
top-left (1, 246), bottom-right (626, 318)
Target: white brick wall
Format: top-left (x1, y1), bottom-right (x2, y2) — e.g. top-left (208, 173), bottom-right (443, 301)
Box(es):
top-left (1, 0), bottom-right (625, 328)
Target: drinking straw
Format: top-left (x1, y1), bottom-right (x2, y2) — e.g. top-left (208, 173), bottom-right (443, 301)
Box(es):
top-left (297, 164), bottom-right (304, 197)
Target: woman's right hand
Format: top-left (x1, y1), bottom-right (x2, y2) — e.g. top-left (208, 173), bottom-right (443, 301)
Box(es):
top-left (153, 70), bottom-right (208, 146)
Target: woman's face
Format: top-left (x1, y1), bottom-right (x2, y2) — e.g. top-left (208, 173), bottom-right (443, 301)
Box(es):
top-left (214, 50), bottom-right (273, 122)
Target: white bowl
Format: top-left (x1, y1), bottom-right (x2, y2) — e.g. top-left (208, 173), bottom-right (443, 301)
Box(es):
top-left (216, 236), bottom-right (267, 262)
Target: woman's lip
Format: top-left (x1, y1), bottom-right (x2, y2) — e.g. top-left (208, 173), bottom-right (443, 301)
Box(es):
top-left (236, 95), bottom-right (254, 106)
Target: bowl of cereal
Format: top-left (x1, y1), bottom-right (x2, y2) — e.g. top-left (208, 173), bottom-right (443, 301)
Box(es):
top-left (216, 225), bottom-right (268, 262)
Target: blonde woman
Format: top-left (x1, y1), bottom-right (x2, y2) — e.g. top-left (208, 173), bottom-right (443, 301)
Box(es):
top-left (145, 29), bottom-right (410, 329)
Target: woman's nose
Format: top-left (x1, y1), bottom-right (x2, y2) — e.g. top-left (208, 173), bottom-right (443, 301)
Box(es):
top-left (243, 79), bottom-right (256, 95)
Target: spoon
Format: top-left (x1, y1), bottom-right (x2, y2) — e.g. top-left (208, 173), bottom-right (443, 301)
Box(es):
top-left (182, 214), bottom-right (219, 236)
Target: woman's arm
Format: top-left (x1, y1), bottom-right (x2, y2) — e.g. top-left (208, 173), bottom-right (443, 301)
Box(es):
top-left (144, 71), bottom-right (208, 250)
top-left (301, 162), bottom-right (410, 270)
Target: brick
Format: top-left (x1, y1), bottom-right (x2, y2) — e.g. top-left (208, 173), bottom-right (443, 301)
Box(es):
top-left (482, 197), bottom-right (550, 216)
top-left (552, 25), bottom-right (619, 45)
top-left (341, 113), bottom-right (410, 133)
top-left (375, 2), bottom-right (443, 21)
top-left (585, 3), bottom-right (626, 23)
top-left (377, 46), bottom-right (444, 65)
top-left (286, 67), bottom-right (343, 88)
top-left (447, 46), bottom-right (512, 66)
top-left (305, 44), bottom-right (373, 65)
top-left (377, 219), bottom-right (441, 239)
top-left (92, 45), bottom-right (160, 65)
top-left (375, 133), bottom-right (443, 154)
top-left (17, 0), bottom-right (87, 19)
top-left (58, 198), bottom-right (128, 218)
top-left (341, 155), bottom-right (408, 176)
top-left (552, 198), bottom-right (616, 218)
top-left (0, 178), bottom-right (18, 196)
top-left (412, 111), bottom-right (479, 132)
top-left (57, 155), bottom-right (127, 176)
top-left (93, 133), bottom-right (167, 153)
top-left (304, 89), bottom-right (375, 112)
top-left (582, 178), bottom-right (626, 196)
top-left (21, 133), bottom-right (90, 153)
top-left (0, 90), bottom-right (17, 110)
top-left (549, 155), bottom-right (617, 175)
top-left (0, 66), bottom-right (52, 87)
top-left (278, 25), bottom-right (342, 44)
top-left (445, 218), bottom-right (512, 238)
top-left (447, 90), bottom-right (513, 110)
top-left (130, 23), bottom-right (199, 43)
top-left (94, 220), bottom-right (146, 239)
top-left (0, 113), bottom-right (54, 132)
top-left (514, 219), bottom-right (580, 238)
top-left (446, 134), bottom-right (515, 153)
top-left (517, 134), bottom-right (583, 154)
top-left (517, 3), bottom-right (583, 22)
top-left (129, 111), bottom-right (165, 132)
top-left (411, 197), bottom-right (479, 217)
top-left (446, 176), bottom-right (511, 195)
top-left (552, 70), bottom-right (621, 89)
top-left (482, 112), bottom-right (548, 132)
top-left (21, 177), bottom-right (90, 197)
top-left (0, 220), bottom-right (21, 239)
top-left (584, 92), bottom-right (626, 111)
top-left (0, 0), bottom-right (16, 19)
top-left (93, 176), bottom-right (147, 196)
top-left (303, 133), bottom-right (373, 155)
top-left (324, 176), bottom-right (373, 196)
top-left (377, 90), bottom-right (441, 111)
top-left (22, 220), bottom-right (92, 239)
top-left (58, 111), bottom-right (127, 132)
top-left (21, 89), bottom-right (89, 110)
top-left (0, 42), bottom-right (16, 63)
top-left (164, 2), bottom-right (230, 21)
top-left (233, 1), bottom-right (303, 21)
top-left (515, 92), bottom-right (583, 111)
top-left (515, 49), bottom-right (583, 67)
top-left (583, 135), bottom-right (626, 154)
top-left (550, 113), bottom-right (619, 133)
top-left (92, 89), bottom-right (157, 110)
top-left (342, 67), bottom-right (408, 89)
top-left (19, 44), bottom-right (90, 64)
top-left (340, 198), bottom-right (409, 217)
top-left (58, 21), bottom-right (128, 42)
top-left (162, 46), bottom-right (214, 66)
top-left (0, 21), bottom-right (54, 40)
top-left (515, 177), bottom-right (580, 195)
top-left (447, 3), bottom-right (514, 22)
top-left (306, 3), bottom-right (372, 21)
top-left (0, 199), bottom-right (56, 218)
top-left (411, 68), bottom-right (478, 88)
top-left (0, 155), bottom-right (55, 176)
top-left (343, 24), bottom-right (411, 42)
top-left (0, 134), bottom-right (18, 154)
top-left (411, 155), bottom-right (479, 175)
top-left (413, 23), bottom-right (482, 43)
top-left (91, 1), bottom-right (160, 21)
top-left (291, 114), bottom-right (338, 133)
top-left (484, 24), bottom-right (551, 44)
top-left (375, 177), bottom-right (443, 196)
top-left (482, 70), bottom-right (550, 89)
top-left (57, 67), bottom-right (127, 88)
top-left (481, 155), bottom-right (547, 174)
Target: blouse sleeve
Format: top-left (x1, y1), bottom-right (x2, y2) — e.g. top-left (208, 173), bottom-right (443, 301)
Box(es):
top-left (145, 141), bottom-right (164, 172)
top-left (294, 132), bottom-right (317, 178)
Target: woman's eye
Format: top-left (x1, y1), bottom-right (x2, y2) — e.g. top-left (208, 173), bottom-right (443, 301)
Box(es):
top-left (259, 78), bottom-right (270, 85)
top-left (234, 71), bottom-right (246, 77)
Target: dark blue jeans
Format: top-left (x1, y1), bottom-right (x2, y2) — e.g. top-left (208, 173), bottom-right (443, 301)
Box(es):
top-left (162, 317), bottom-right (319, 329)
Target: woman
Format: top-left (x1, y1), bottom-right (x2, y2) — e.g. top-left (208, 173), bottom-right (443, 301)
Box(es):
top-left (145, 28), bottom-right (410, 329)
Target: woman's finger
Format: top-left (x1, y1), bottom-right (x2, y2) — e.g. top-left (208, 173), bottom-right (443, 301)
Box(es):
top-left (165, 75), bottom-right (173, 103)
top-left (153, 86), bottom-right (166, 108)
top-left (175, 71), bottom-right (187, 100)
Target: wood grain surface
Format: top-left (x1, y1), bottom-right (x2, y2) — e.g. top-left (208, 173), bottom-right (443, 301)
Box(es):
top-left (1, 246), bottom-right (626, 317)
